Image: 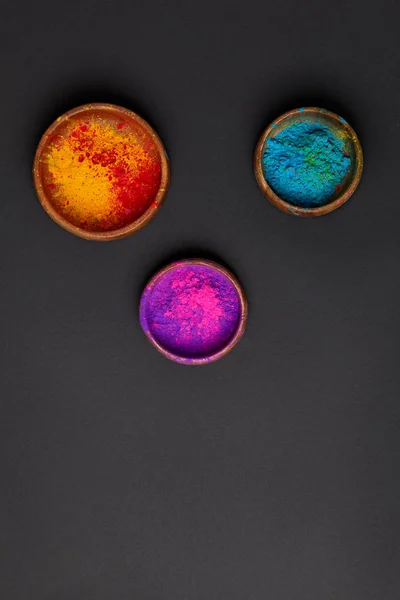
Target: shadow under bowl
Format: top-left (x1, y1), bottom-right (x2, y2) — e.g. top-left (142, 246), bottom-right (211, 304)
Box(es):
top-left (139, 259), bottom-right (248, 365)
top-left (254, 107), bottom-right (363, 217)
top-left (33, 103), bottom-right (170, 241)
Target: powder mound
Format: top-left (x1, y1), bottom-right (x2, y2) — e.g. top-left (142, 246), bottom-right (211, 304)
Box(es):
top-left (143, 265), bottom-right (241, 359)
top-left (262, 121), bottom-right (351, 207)
top-left (43, 115), bottom-right (161, 232)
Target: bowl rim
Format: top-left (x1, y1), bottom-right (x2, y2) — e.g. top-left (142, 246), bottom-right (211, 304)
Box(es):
top-left (33, 102), bottom-right (170, 241)
top-left (254, 107), bottom-right (363, 217)
top-left (139, 258), bottom-right (248, 365)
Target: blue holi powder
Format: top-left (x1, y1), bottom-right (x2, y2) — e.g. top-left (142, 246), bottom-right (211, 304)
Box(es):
top-left (262, 121), bottom-right (351, 207)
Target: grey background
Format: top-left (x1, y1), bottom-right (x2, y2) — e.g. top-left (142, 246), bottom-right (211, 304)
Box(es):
top-left (1, 0), bottom-right (400, 598)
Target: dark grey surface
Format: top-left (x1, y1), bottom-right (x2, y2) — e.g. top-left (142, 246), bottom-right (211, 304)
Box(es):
top-left (1, 0), bottom-right (400, 598)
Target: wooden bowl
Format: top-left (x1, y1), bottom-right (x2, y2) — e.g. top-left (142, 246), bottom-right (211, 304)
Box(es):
top-left (139, 259), bottom-right (248, 365)
top-left (254, 107), bottom-right (363, 217)
top-left (33, 103), bottom-right (170, 240)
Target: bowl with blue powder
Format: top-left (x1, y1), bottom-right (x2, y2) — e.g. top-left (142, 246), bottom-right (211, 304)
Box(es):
top-left (254, 108), bottom-right (363, 216)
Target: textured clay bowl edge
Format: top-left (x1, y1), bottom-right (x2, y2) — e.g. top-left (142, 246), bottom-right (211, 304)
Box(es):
top-left (139, 259), bottom-right (248, 365)
top-left (33, 103), bottom-right (170, 241)
top-left (254, 107), bottom-right (363, 217)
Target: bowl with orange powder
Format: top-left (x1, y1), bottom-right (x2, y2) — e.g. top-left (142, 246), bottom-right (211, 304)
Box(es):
top-left (33, 103), bottom-right (169, 240)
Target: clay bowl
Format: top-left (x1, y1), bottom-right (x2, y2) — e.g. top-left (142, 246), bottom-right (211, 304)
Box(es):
top-left (33, 103), bottom-right (169, 240)
top-left (254, 107), bottom-right (363, 217)
top-left (139, 259), bottom-right (248, 365)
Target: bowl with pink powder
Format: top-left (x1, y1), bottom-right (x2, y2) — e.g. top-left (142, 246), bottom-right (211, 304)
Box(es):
top-left (139, 259), bottom-right (248, 365)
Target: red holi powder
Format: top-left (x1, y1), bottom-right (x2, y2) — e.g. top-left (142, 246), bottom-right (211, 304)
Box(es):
top-left (110, 160), bottom-right (161, 216)
top-left (44, 115), bottom-right (162, 232)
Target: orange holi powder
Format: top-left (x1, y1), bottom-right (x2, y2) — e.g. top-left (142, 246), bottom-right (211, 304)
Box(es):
top-left (41, 114), bottom-right (162, 232)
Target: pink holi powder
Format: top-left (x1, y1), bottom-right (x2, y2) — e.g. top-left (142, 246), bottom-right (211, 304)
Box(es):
top-left (140, 264), bottom-right (241, 360)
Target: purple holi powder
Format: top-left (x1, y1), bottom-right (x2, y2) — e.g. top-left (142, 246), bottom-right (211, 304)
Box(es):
top-left (140, 264), bottom-right (241, 360)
